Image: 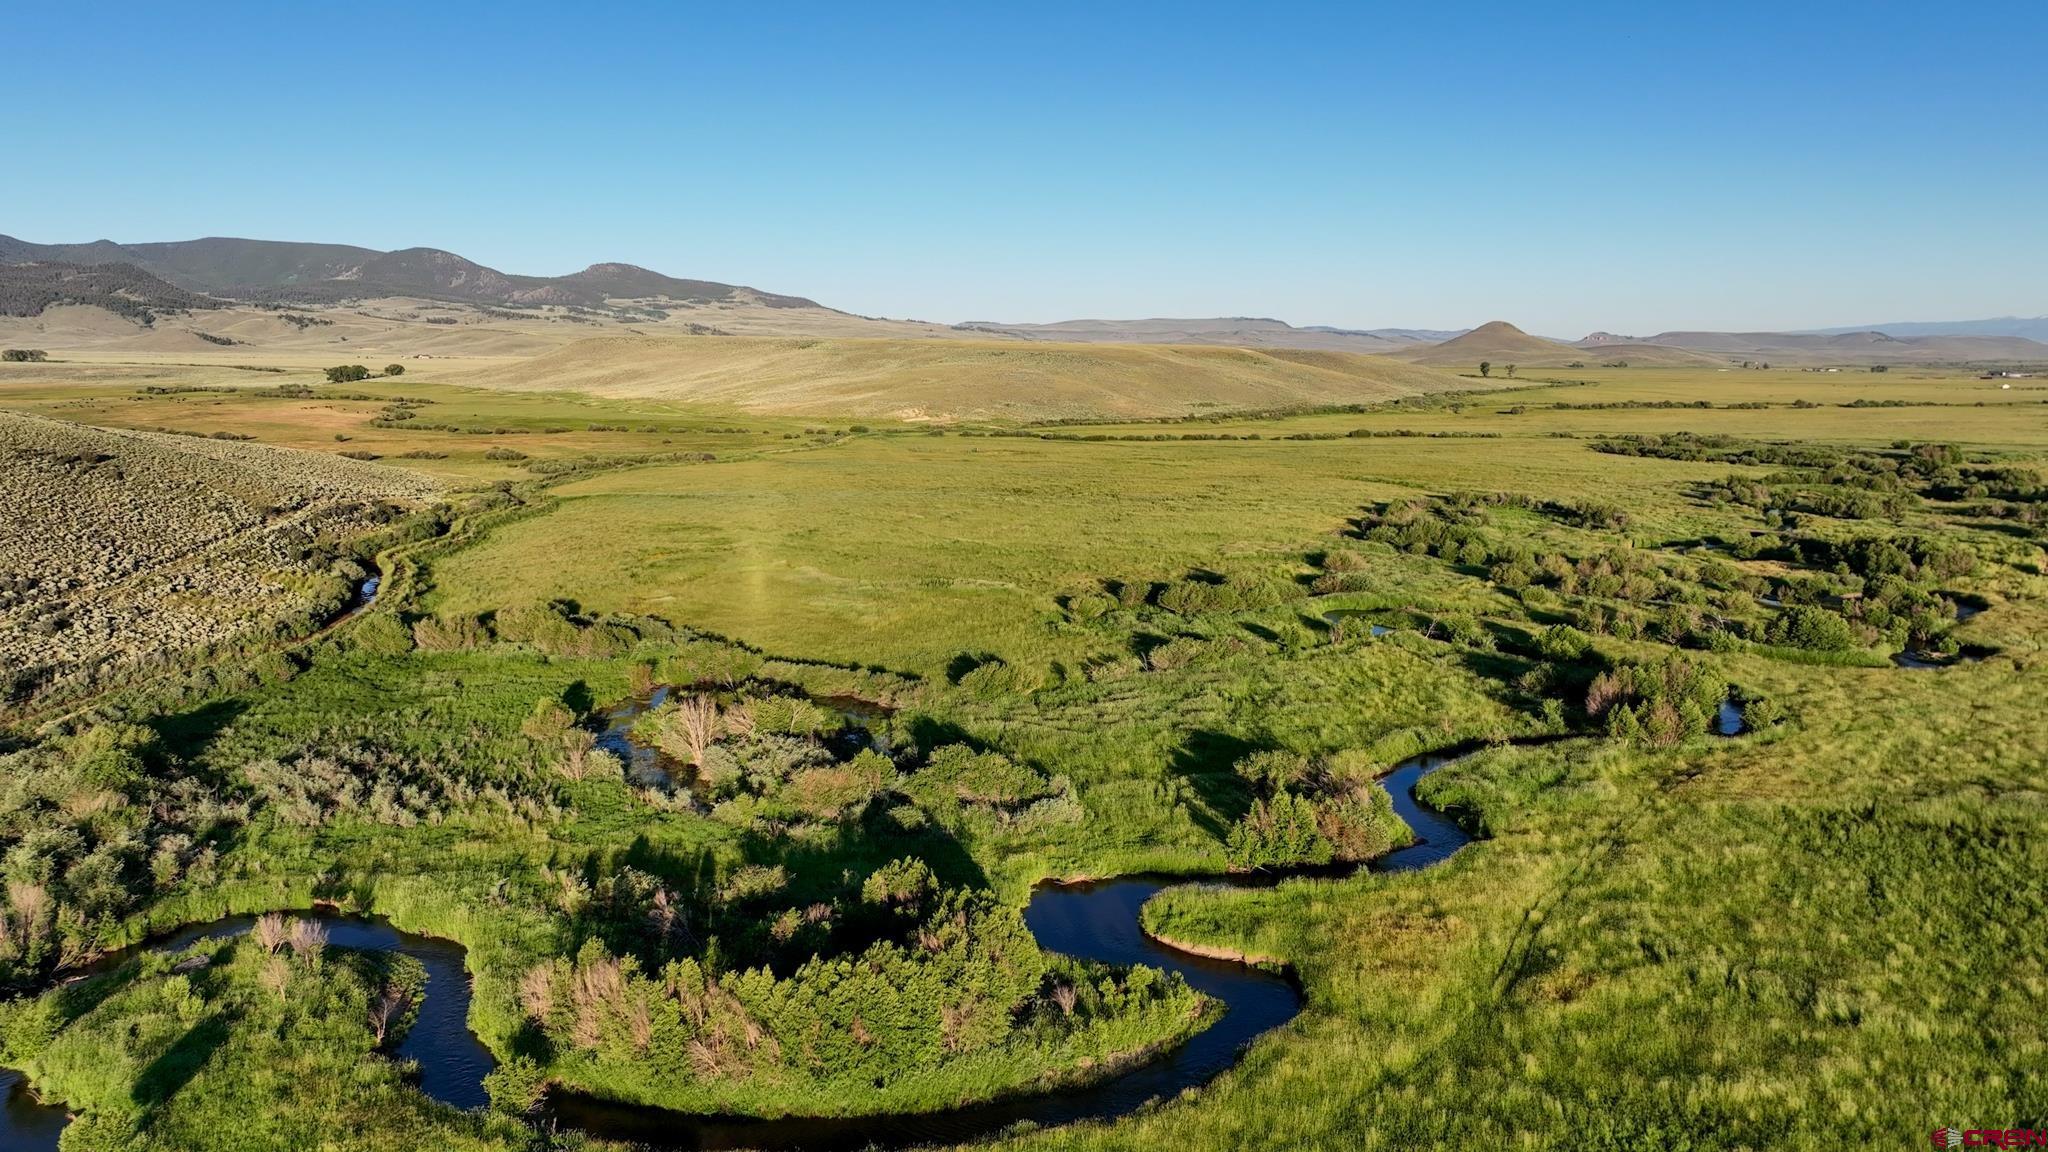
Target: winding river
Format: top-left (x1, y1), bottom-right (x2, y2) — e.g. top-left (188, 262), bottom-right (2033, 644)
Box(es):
top-left (0, 742), bottom-right (1484, 1151)
top-left (2, 716), bottom-right (1738, 1150)
top-left (541, 744), bottom-right (1486, 1150)
top-left (0, 913), bottom-right (490, 1152)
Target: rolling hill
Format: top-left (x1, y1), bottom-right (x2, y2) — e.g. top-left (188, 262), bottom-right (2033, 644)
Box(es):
top-left (1803, 316), bottom-right (2048, 341)
top-left (1583, 329), bottom-right (2048, 364)
top-left (0, 233), bottom-right (820, 310)
top-left (466, 334), bottom-right (1485, 420)
top-left (951, 317), bottom-right (1436, 352)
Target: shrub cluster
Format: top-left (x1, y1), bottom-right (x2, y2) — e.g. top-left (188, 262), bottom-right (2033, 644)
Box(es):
top-left (1584, 657), bottom-right (1727, 746)
top-left (1224, 749), bottom-right (1408, 870)
top-left (0, 725), bottom-right (246, 989)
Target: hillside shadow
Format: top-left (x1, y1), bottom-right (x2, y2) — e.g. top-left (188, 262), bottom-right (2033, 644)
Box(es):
top-left (133, 1009), bottom-right (236, 1110)
top-left (946, 652), bottom-right (1001, 684)
top-left (905, 714), bottom-right (979, 756)
top-left (1166, 729), bottom-right (1258, 840)
top-left (149, 698), bottom-right (248, 761)
top-left (561, 679), bottom-right (596, 715)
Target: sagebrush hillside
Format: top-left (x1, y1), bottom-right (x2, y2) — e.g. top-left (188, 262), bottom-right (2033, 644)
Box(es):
top-left (0, 411), bottom-right (438, 703)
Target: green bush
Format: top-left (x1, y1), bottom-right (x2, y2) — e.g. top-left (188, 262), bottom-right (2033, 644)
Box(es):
top-left (1226, 791), bottom-right (1331, 869)
top-left (1767, 605), bottom-right (1859, 652)
top-left (1535, 625), bottom-right (1594, 662)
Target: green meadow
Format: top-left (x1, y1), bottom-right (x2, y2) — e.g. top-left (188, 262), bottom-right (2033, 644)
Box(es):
top-left (1, 359), bottom-right (2043, 1150)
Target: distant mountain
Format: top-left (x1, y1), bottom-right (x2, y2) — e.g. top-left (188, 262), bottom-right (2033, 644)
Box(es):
top-left (1586, 329), bottom-right (2048, 364)
top-left (949, 316), bottom-right (1418, 352)
top-left (1313, 326), bottom-right (1468, 344)
top-left (0, 233), bottom-right (821, 310)
top-left (1802, 317), bottom-right (2048, 341)
top-left (0, 261), bottom-right (222, 323)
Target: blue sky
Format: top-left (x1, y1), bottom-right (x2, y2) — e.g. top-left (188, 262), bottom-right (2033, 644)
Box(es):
top-left (4, 1), bottom-right (2043, 335)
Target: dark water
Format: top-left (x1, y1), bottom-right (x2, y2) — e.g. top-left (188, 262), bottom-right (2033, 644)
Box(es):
top-left (0, 1069), bottom-right (67, 1151)
top-left (594, 688), bottom-right (896, 792)
top-left (597, 684), bottom-right (689, 790)
top-left (1321, 609), bottom-right (1393, 637)
top-left (1715, 698), bottom-right (1747, 737)
top-left (331, 573), bottom-right (382, 625)
top-left (0, 911), bottom-right (494, 1151)
top-left (4, 743), bottom-right (1481, 1152)
top-left (1893, 644), bottom-right (1995, 670)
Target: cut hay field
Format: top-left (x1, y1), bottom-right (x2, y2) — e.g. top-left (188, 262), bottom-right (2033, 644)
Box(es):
top-left (463, 334), bottom-right (1483, 419)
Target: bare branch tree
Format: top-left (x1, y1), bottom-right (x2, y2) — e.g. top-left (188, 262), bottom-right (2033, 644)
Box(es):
top-left (286, 917), bottom-right (328, 966)
top-left (1051, 981), bottom-right (1079, 1018)
top-left (252, 912), bottom-right (290, 954)
top-left (560, 727), bottom-right (597, 780)
top-left (663, 695), bottom-right (722, 766)
top-left (368, 983), bottom-right (411, 1046)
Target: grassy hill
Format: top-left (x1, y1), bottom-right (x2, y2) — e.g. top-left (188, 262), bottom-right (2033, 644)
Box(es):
top-left (1382, 320), bottom-right (1568, 367)
top-left (467, 334), bottom-right (1483, 419)
top-left (1380, 321), bottom-right (1723, 368)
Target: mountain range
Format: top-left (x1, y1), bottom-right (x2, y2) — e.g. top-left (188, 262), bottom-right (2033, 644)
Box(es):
top-left (949, 316), bottom-right (1454, 352)
top-left (1801, 316), bottom-right (2048, 342)
top-left (4, 230), bottom-right (2046, 365)
top-left (1575, 328), bottom-right (2048, 364)
top-left (0, 233), bottom-right (817, 310)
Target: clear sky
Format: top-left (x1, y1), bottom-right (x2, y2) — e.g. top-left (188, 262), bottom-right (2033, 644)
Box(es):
top-left (4, 1), bottom-right (2043, 335)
